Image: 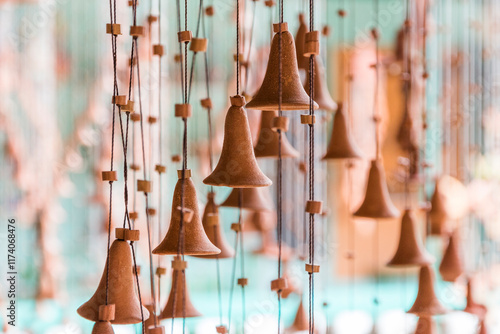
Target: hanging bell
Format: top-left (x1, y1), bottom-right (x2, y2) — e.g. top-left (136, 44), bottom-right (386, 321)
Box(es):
top-left (221, 187), bottom-right (275, 211)
top-left (438, 232), bottom-right (464, 283)
top-left (387, 210), bottom-right (434, 267)
top-left (91, 321), bottom-right (114, 334)
top-left (254, 110), bottom-right (300, 158)
top-left (295, 14), bottom-right (309, 74)
top-left (193, 192), bottom-right (235, 259)
top-left (428, 179), bottom-right (450, 236)
top-left (463, 279), bottom-right (487, 320)
top-left (77, 233), bottom-right (150, 324)
top-left (243, 210), bottom-right (277, 232)
top-left (203, 96), bottom-right (272, 187)
top-left (288, 298), bottom-right (308, 332)
top-left (246, 23), bottom-right (318, 111)
top-left (153, 171), bottom-right (221, 256)
top-left (323, 103), bottom-right (363, 160)
top-left (407, 265), bottom-right (447, 316)
top-left (303, 55), bottom-right (337, 112)
top-left (353, 160), bottom-right (400, 219)
top-left (414, 316), bottom-right (437, 334)
top-left (160, 256), bottom-right (202, 319)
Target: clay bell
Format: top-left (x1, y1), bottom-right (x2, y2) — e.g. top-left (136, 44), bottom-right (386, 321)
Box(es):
top-left (387, 210), bottom-right (434, 267)
top-left (246, 24), bottom-right (318, 111)
top-left (323, 103), bottom-right (363, 160)
top-left (160, 257), bottom-right (202, 319)
top-left (303, 56), bottom-right (337, 112)
top-left (414, 316), bottom-right (437, 334)
top-left (203, 96), bottom-right (272, 187)
top-left (353, 160), bottom-right (400, 219)
top-left (91, 321), bottom-right (115, 334)
top-left (193, 192), bottom-right (235, 259)
top-left (288, 299), bottom-right (308, 332)
top-left (438, 232), bottom-right (463, 282)
top-left (153, 172), bottom-right (221, 256)
top-left (408, 265), bottom-right (447, 316)
top-left (77, 238), bottom-right (150, 324)
top-left (221, 187), bottom-right (275, 211)
top-left (295, 14), bottom-right (309, 73)
top-left (254, 110), bottom-right (300, 158)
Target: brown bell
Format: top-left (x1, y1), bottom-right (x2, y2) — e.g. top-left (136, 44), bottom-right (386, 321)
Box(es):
top-left (408, 265), bottom-right (447, 316)
top-left (254, 110), bottom-right (300, 158)
top-left (153, 173), bottom-right (221, 256)
top-left (414, 316), bottom-right (437, 334)
top-left (428, 179), bottom-right (450, 236)
top-left (295, 14), bottom-right (309, 73)
top-left (438, 232), bottom-right (463, 282)
top-left (288, 299), bottom-right (308, 332)
top-left (463, 279), bottom-right (487, 320)
top-left (193, 192), bottom-right (235, 259)
top-left (245, 24), bottom-right (318, 111)
top-left (353, 160), bottom-right (400, 219)
top-left (221, 187), bottom-right (275, 211)
top-left (203, 96), bottom-right (272, 187)
top-left (323, 103), bottom-right (363, 160)
top-left (160, 257), bottom-right (202, 319)
top-left (243, 210), bottom-right (277, 232)
top-left (303, 56), bottom-right (337, 112)
top-left (77, 239), bottom-right (150, 324)
top-left (387, 210), bottom-right (434, 267)
top-left (91, 321), bottom-right (115, 334)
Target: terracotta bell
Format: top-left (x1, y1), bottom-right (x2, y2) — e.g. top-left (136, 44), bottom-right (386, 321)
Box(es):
top-left (408, 265), bottom-right (447, 316)
top-left (303, 55), bottom-right (337, 112)
top-left (438, 232), bottom-right (463, 282)
top-left (243, 210), bottom-right (277, 232)
top-left (288, 299), bottom-right (308, 332)
top-left (428, 179), bottom-right (450, 236)
top-left (153, 172), bottom-right (221, 256)
top-left (414, 316), bottom-right (437, 334)
top-left (160, 257), bottom-right (202, 319)
top-left (254, 110), bottom-right (300, 158)
top-left (353, 160), bottom-right (400, 219)
top-left (91, 321), bottom-right (115, 334)
top-left (387, 210), bottom-right (434, 267)
top-left (245, 24), bottom-right (318, 111)
top-left (463, 279), bottom-right (487, 320)
top-left (323, 103), bottom-right (363, 160)
top-left (221, 187), bottom-right (275, 211)
top-left (295, 14), bottom-right (309, 73)
top-left (203, 96), bottom-right (272, 187)
top-left (77, 237), bottom-right (150, 324)
top-left (193, 192), bottom-right (235, 259)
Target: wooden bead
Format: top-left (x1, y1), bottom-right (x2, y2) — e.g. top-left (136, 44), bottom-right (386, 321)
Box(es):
top-left (130, 26), bottom-right (145, 37)
top-left (129, 57), bottom-right (137, 66)
top-left (130, 113), bottom-right (141, 122)
top-left (128, 0), bottom-right (136, 6)
top-left (148, 15), bottom-right (158, 23)
top-left (137, 180), bottom-right (152, 193)
top-left (121, 100), bottom-right (135, 112)
top-left (322, 25), bottom-right (331, 36)
top-left (98, 304), bottom-right (115, 321)
top-left (230, 95), bottom-right (246, 107)
top-left (304, 41), bottom-right (319, 56)
top-left (149, 327), bottom-right (165, 334)
top-left (206, 214), bottom-right (219, 227)
top-left (176, 206), bottom-right (194, 223)
top-left (231, 223), bottom-right (242, 232)
top-left (178, 30), bottom-right (192, 43)
top-left (305, 263), bottom-right (320, 273)
top-left (237, 278), bottom-right (249, 287)
top-left (264, 0), bottom-right (275, 7)
top-left (205, 6), bottom-right (214, 16)
top-left (299, 162), bottom-right (307, 173)
top-left (370, 28), bottom-right (379, 40)
top-left (273, 22), bottom-right (289, 33)
top-left (177, 169), bottom-right (192, 179)
top-left (271, 116), bottom-right (289, 132)
top-left (156, 267), bottom-right (167, 276)
top-left (123, 229), bottom-right (140, 241)
top-left (155, 164), bottom-right (166, 174)
top-left (102, 171), bottom-right (118, 182)
top-left (174, 54), bottom-right (182, 62)
top-left (175, 104), bottom-right (192, 118)
top-left (305, 200), bottom-right (323, 214)
top-left (233, 53), bottom-right (245, 63)
top-left (130, 163), bottom-right (141, 171)
top-left (153, 44), bottom-right (165, 56)
top-left (301, 114), bottom-right (316, 124)
top-left (106, 23), bottom-right (122, 35)
top-left (148, 116), bottom-right (157, 124)
top-left (133, 265), bottom-right (141, 275)
top-left (172, 256), bottom-right (188, 270)
top-left (306, 31), bottom-right (320, 42)
top-left (338, 9), bottom-right (347, 17)
top-left (216, 326), bottom-right (228, 334)
top-left (112, 95), bottom-right (127, 105)
top-left (129, 212), bottom-right (139, 220)
top-left (115, 228), bottom-right (126, 240)
top-left (147, 208), bottom-right (157, 216)
top-left (270, 278), bottom-right (288, 291)
top-left (200, 98), bottom-right (212, 109)
top-left (171, 154), bottom-right (182, 162)
top-left (190, 38), bottom-right (208, 52)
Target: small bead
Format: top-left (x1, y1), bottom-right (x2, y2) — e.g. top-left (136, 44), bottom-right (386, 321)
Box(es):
top-left (205, 6), bottom-right (214, 16)
top-left (115, 228), bottom-right (126, 240)
top-left (121, 100), bottom-right (135, 112)
top-left (216, 326), bottom-right (228, 334)
top-left (106, 23), bottom-right (122, 35)
top-left (174, 54), bottom-right (182, 62)
top-left (99, 304), bottom-right (115, 321)
top-left (177, 169), bottom-right (192, 179)
top-left (130, 113), bottom-right (141, 122)
top-left (137, 180), bottom-right (152, 193)
top-left (271, 116), bottom-right (289, 132)
top-left (230, 95), bottom-right (246, 107)
top-left (305, 263), bottom-right (320, 273)
top-left (129, 212), bottom-right (139, 220)
top-left (130, 164), bottom-right (141, 171)
top-left (112, 95), bottom-right (127, 105)
top-left (129, 26), bottom-right (145, 37)
top-left (190, 38), bottom-right (208, 52)
top-left (270, 277), bottom-right (288, 291)
top-left (148, 15), bottom-right (158, 23)
top-left (238, 278), bottom-right (249, 287)
top-left (175, 104), bottom-right (192, 118)
top-left (200, 98), bottom-right (213, 109)
top-left (273, 22), bottom-right (288, 33)
top-left (171, 154), bottom-right (182, 162)
top-left (305, 200), bottom-right (323, 214)
top-left (264, 0), bottom-right (275, 7)
top-left (322, 25), bottom-right (331, 36)
top-left (304, 40), bottom-right (319, 56)
top-left (155, 164), bottom-right (166, 174)
top-left (172, 256), bottom-right (188, 270)
top-left (231, 223), bottom-right (242, 232)
top-left (123, 229), bottom-right (140, 241)
top-left (178, 30), bottom-right (192, 43)
top-left (102, 171), bottom-right (118, 182)
top-left (156, 267), bottom-right (167, 276)
top-left (338, 9), bottom-right (347, 17)
top-left (147, 208), bottom-right (157, 216)
top-left (153, 44), bottom-right (165, 56)
top-left (300, 114), bottom-right (316, 124)
top-left (148, 116), bottom-right (157, 124)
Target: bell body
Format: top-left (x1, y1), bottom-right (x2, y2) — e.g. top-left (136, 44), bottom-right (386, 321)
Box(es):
top-left (387, 210), bottom-right (434, 267)
top-left (408, 265), bottom-right (447, 316)
top-left (221, 187), bottom-right (275, 211)
top-left (91, 321), bottom-right (115, 334)
top-left (414, 316), bottom-right (437, 334)
top-left (77, 239), bottom-right (150, 324)
top-left (288, 299), bottom-right (308, 331)
top-left (438, 232), bottom-right (463, 282)
top-left (203, 97), bottom-right (272, 187)
top-left (304, 56), bottom-right (337, 112)
top-left (323, 104), bottom-right (363, 160)
top-left (353, 160), bottom-right (400, 219)
top-left (246, 27), bottom-right (318, 111)
top-left (254, 110), bottom-right (300, 158)
top-left (153, 176), bottom-right (220, 256)
top-left (160, 268), bottom-right (202, 319)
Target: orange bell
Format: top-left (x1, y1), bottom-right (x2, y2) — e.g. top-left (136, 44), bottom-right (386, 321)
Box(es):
top-left (193, 192), bottom-right (235, 259)
top-left (438, 232), bottom-right (463, 283)
top-left (221, 187), bottom-right (275, 211)
top-left (153, 172), bottom-right (220, 256)
top-left (254, 110), bottom-right (300, 158)
top-left (323, 103), bottom-right (363, 160)
top-left (353, 160), bottom-right (400, 219)
top-left (245, 24), bottom-right (318, 111)
top-left (407, 265), bottom-right (447, 316)
top-left (288, 299), bottom-right (308, 332)
top-left (77, 238), bottom-right (150, 324)
top-left (303, 56), bottom-right (337, 112)
top-left (387, 210), bottom-right (434, 267)
top-left (203, 96), bottom-right (272, 187)
top-left (160, 256), bottom-right (202, 319)
top-left (295, 14), bottom-right (309, 73)
top-left (91, 321), bottom-right (115, 334)
top-left (414, 316), bottom-right (437, 334)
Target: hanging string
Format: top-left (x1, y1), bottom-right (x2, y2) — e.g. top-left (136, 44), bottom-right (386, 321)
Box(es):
top-left (403, 0), bottom-right (413, 210)
top-left (187, 0), bottom-right (205, 102)
top-left (236, 0), bottom-right (241, 95)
